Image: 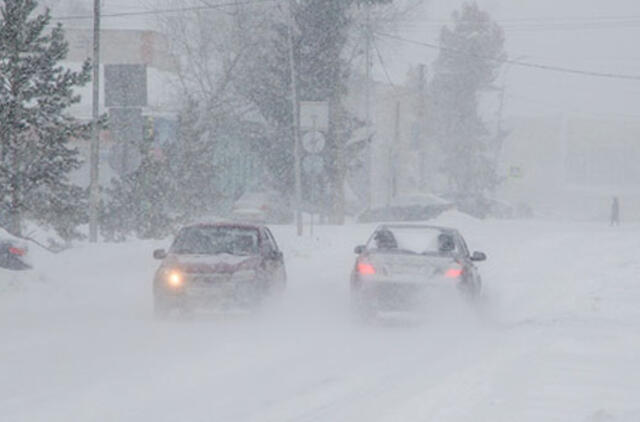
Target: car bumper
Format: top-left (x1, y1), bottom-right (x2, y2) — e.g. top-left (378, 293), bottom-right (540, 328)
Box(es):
top-left (352, 278), bottom-right (463, 311)
top-left (155, 275), bottom-right (265, 308)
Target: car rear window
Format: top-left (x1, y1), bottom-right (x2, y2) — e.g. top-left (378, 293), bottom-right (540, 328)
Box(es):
top-left (171, 226), bottom-right (260, 256)
top-left (367, 227), bottom-right (456, 255)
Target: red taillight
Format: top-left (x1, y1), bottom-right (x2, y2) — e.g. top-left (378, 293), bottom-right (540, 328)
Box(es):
top-left (357, 262), bottom-right (376, 275)
top-left (9, 247), bottom-right (26, 256)
top-left (445, 268), bottom-right (463, 278)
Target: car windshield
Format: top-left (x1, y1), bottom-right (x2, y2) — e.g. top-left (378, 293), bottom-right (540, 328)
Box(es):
top-left (170, 226), bottom-right (259, 256)
top-left (366, 227), bottom-right (456, 255)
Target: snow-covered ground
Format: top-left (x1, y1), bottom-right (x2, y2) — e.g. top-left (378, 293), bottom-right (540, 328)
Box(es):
top-left (1, 213), bottom-right (639, 421)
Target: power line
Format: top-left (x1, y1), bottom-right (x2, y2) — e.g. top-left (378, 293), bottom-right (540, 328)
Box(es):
top-left (51, 0), bottom-right (276, 21)
top-left (396, 15), bottom-right (640, 24)
top-left (375, 32), bottom-right (640, 82)
top-left (397, 20), bottom-right (640, 33)
top-left (372, 37), bottom-right (399, 95)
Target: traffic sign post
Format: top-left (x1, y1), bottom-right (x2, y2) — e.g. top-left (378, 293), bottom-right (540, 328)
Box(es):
top-left (300, 101), bottom-right (328, 234)
top-left (300, 101), bottom-right (329, 132)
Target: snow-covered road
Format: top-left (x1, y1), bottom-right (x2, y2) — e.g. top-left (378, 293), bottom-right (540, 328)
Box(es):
top-left (1, 214), bottom-right (640, 421)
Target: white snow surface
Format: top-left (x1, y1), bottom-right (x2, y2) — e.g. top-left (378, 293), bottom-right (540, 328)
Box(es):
top-left (1, 214), bottom-right (640, 421)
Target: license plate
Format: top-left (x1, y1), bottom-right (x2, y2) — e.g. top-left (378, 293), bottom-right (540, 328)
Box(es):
top-left (193, 274), bottom-right (231, 284)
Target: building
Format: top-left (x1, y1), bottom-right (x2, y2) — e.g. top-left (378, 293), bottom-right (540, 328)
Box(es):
top-left (345, 72), bottom-right (431, 210)
top-left (59, 26), bottom-right (180, 187)
top-left (498, 114), bottom-right (640, 220)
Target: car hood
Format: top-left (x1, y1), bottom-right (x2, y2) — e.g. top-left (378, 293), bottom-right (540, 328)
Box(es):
top-left (163, 253), bottom-right (261, 274)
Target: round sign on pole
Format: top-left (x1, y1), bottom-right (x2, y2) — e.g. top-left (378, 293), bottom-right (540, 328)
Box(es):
top-left (302, 131), bottom-right (326, 154)
top-left (302, 154), bottom-right (324, 176)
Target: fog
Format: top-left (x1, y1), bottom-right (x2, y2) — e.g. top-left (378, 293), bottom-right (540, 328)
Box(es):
top-left (2, 0), bottom-right (640, 421)
top-left (4, 217), bottom-right (640, 421)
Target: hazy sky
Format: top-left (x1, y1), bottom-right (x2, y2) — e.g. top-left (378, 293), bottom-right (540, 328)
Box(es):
top-left (49, 0), bottom-right (640, 120)
top-left (381, 0), bottom-right (640, 119)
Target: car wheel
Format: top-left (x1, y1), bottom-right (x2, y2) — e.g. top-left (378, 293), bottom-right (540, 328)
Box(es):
top-left (154, 299), bottom-right (171, 320)
top-left (154, 297), bottom-right (184, 320)
top-left (351, 294), bottom-right (376, 322)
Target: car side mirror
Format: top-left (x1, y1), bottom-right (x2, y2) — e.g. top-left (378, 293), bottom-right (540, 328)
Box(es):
top-left (354, 245), bottom-right (366, 254)
top-left (266, 249), bottom-right (283, 260)
top-left (471, 251), bottom-right (486, 262)
top-left (153, 249), bottom-right (167, 260)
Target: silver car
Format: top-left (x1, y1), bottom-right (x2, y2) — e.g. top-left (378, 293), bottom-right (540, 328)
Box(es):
top-left (350, 224), bottom-right (486, 318)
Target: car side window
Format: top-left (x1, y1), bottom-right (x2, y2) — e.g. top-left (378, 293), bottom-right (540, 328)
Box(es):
top-left (457, 235), bottom-right (470, 257)
top-left (267, 228), bottom-right (281, 251)
top-left (262, 228), bottom-right (278, 254)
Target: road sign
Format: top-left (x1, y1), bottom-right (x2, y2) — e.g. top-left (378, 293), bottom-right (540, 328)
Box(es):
top-left (110, 107), bottom-right (143, 145)
top-left (302, 154), bottom-right (324, 175)
top-left (300, 101), bottom-right (329, 131)
top-left (108, 142), bottom-right (142, 175)
top-left (105, 64), bottom-right (147, 107)
top-left (302, 131), bottom-right (326, 154)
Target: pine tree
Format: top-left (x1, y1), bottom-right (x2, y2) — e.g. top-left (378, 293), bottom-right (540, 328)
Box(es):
top-left (0, 0), bottom-right (91, 237)
top-left (237, 0), bottom-right (389, 220)
top-left (428, 2), bottom-right (505, 196)
top-left (100, 157), bottom-right (178, 241)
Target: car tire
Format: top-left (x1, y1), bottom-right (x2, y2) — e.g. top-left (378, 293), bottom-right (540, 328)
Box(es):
top-left (154, 296), bottom-right (183, 320)
top-left (154, 300), bottom-right (171, 320)
top-left (351, 294), bottom-right (376, 323)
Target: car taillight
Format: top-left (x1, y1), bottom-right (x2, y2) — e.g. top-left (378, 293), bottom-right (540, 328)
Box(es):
top-left (357, 262), bottom-right (376, 275)
top-left (260, 204), bottom-right (269, 211)
top-left (9, 247), bottom-right (26, 256)
top-left (445, 268), bottom-right (463, 278)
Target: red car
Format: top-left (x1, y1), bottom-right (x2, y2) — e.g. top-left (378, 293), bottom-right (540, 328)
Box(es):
top-left (0, 238), bottom-right (31, 270)
top-left (152, 222), bottom-right (286, 317)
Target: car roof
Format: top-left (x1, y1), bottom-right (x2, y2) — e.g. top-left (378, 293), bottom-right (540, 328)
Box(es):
top-left (184, 221), bottom-right (265, 231)
top-left (376, 224), bottom-right (459, 234)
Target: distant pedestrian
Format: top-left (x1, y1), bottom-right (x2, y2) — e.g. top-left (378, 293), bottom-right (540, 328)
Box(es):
top-left (610, 197), bottom-right (620, 226)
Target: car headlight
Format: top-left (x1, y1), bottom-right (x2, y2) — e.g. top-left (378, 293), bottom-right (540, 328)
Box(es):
top-left (166, 270), bottom-right (183, 287)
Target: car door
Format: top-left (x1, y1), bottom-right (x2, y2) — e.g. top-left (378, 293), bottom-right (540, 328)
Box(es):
top-left (455, 234), bottom-right (481, 292)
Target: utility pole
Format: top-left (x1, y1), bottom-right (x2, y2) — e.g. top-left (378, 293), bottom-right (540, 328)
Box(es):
top-left (364, 4), bottom-right (373, 208)
top-left (285, 0), bottom-right (303, 236)
top-left (89, 0), bottom-right (101, 242)
top-left (417, 63), bottom-right (427, 188)
top-left (391, 101), bottom-right (399, 201)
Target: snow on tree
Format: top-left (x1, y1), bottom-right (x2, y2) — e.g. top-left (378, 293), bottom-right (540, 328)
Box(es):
top-left (0, 0), bottom-right (91, 238)
top-left (427, 2), bottom-right (506, 196)
top-left (236, 0), bottom-right (392, 222)
top-left (132, 0), bottom-right (394, 229)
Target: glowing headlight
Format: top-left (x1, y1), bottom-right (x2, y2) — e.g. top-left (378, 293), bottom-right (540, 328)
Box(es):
top-left (167, 271), bottom-right (183, 287)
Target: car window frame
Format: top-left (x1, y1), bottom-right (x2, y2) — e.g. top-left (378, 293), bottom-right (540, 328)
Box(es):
top-left (261, 227), bottom-right (278, 255)
top-left (455, 233), bottom-right (471, 258)
top-left (265, 228), bottom-right (280, 251)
